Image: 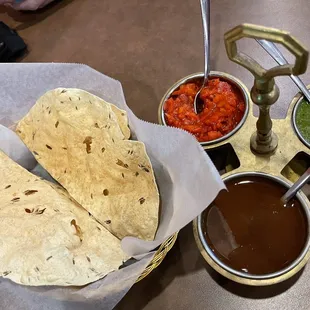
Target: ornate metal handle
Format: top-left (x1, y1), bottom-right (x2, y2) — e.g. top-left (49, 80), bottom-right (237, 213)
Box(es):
top-left (224, 23), bottom-right (308, 82)
top-left (224, 23), bottom-right (309, 154)
top-left (224, 24), bottom-right (308, 78)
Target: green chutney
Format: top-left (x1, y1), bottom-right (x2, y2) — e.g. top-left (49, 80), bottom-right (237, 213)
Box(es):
top-left (296, 99), bottom-right (310, 145)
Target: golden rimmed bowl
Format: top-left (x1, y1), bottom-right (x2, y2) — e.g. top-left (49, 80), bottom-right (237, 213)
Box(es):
top-left (193, 171), bottom-right (310, 286)
top-left (292, 95), bottom-right (310, 149)
top-left (158, 72), bottom-right (250, 147)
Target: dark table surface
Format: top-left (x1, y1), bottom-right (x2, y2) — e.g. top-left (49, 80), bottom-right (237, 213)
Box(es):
top-left (1, 0), bottom-right (310, 309)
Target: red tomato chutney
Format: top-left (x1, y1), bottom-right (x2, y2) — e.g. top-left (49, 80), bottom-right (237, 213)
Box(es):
top-left (164, 78), bottom-right (246, 142)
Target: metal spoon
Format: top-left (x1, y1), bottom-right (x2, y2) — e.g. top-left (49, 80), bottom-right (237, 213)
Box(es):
top-left (281, 167), bottom-right (310, 204)
top-left (194, 0), bottom-right (210, 114)
top-left (256, 39), bottom-right (310, 103)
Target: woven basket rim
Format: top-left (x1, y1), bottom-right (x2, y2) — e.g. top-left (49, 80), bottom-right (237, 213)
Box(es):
top-left (136, 233), bottom-right (178, 282)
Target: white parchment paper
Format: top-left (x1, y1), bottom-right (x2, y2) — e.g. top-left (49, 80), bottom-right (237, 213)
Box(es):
top-left (0, 63), bottom-right (224, 310)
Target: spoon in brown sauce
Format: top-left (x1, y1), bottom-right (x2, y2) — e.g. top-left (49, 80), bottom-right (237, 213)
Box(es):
top-left (281, 167), bottom-right (310, 204)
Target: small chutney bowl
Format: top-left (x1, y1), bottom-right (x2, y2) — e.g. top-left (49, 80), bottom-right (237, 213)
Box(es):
top-left (193, 171), bottom-right (310, 286)
top-left (292, 95), bottom-right (310, 149)
top-left (158, 72), bottom-right (250, 147)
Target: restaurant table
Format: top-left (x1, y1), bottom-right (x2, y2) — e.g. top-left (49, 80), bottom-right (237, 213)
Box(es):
top-left (1, 0), bottom-right (310, 309)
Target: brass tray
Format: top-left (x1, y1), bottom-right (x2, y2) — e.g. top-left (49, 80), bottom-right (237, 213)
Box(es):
top-left (159, 23), bottom-right (310, 285)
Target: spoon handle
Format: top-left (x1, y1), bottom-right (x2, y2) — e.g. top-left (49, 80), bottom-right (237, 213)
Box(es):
top-left (257, 39), bottom-right (287, 64)
top-left (281, 167), bottom-right (310, 203)
top-left (257, 39), bottom-right (310, 103)
top-left (200, 0), bottom-right (210, 84)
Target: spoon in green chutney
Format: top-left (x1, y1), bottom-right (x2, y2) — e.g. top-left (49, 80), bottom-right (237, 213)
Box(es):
top-left (257, 39), bottom-right (310, 104)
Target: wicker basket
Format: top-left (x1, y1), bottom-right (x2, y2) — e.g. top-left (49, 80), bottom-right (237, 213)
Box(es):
top-left (136, 233), bottom-right (178, 282)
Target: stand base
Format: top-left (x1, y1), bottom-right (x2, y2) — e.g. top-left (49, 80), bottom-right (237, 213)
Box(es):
top-left (250, 131), bottom-right (278, 154)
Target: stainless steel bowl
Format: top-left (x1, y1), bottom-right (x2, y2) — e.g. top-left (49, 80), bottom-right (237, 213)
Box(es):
top-left (193, 171), bottom-right (310, 286)
top-left (292, 96), bottom-right (310, 149)
top-left (159, 72), bottom-right (250, 147)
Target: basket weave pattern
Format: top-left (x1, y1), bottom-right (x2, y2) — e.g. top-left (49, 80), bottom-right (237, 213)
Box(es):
top-left (136, 233), bottom-right (178, 282)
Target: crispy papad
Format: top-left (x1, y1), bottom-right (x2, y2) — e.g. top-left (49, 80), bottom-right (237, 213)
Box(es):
top-left (0, 151), bottom-right (127, 286)
top-left (16, 88), bottom-right (159, 241)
